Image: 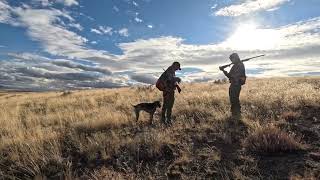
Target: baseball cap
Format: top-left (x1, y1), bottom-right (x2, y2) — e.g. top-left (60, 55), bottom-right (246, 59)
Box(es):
top-left (172, 61), bottom-right (181, 70)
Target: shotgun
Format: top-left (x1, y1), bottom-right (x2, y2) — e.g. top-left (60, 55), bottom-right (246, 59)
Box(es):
top-left (219, 54), bottom-right (265, 70)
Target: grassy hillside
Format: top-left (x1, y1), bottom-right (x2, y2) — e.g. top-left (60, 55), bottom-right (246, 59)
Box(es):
top-left (0, 77), bottom-right (319, 179)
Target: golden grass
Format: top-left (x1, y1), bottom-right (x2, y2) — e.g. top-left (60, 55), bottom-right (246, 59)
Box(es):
top-left (0, 77), bottom-right (319, 179)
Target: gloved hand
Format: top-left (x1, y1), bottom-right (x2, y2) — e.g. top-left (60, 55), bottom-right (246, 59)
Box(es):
top-left (175, 77), bottom-right (181, 84)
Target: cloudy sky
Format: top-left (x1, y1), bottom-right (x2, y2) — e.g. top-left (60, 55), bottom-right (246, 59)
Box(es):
top-left (0, 0), bottom-right (319, 90)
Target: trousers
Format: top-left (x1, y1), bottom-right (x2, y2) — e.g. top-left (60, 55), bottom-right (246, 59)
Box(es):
top-left (229, 84), bottom-right (242, 116)
top-left (161, 91), bottom-right (175, 123)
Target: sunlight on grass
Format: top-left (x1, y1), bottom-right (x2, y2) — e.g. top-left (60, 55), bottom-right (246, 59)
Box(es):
top-left (0, 77), bottom-right (319, 179)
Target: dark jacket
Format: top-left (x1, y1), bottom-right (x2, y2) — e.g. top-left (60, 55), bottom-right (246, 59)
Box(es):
top-left (159, 66), bottom-right (180, 91)
top-left (227, 62), bottom-right (246, 85)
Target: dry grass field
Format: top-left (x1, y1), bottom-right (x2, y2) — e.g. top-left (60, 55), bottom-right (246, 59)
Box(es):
top-left (0, 77), bottom-right (319, 179)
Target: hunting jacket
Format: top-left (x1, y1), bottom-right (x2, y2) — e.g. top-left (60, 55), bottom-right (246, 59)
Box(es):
top-left (228, 62), bottom-right (246, 85)
top-left (160, 66), bottom-right (179, 92)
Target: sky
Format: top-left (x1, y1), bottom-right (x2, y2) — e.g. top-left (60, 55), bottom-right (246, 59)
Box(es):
top-left (0, 0), bottom-right (319, 91)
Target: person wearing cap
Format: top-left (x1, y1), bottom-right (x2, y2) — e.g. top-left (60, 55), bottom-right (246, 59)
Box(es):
top-left (219, 53), bottom-right (246, 118)
top-left (159, 62), bottom-right (182, 125)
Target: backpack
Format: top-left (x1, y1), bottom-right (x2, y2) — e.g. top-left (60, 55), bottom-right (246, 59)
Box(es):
top-left (156, 79), bottom-right (165, 91)
top-left (240, 76), bottom-right (246, 85)
top-left (156, 71), bottom-right (167, 91)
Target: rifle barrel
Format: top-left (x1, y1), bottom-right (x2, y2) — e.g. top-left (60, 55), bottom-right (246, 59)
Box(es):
top-left (241, 54), bottom-right (265, 62)
top-left (219, 54), bottom-right (265, 69)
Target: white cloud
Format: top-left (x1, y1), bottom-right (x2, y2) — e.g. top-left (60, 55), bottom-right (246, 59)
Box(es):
top-left (7, 52), bottom-right (112, 75)
top-left (57, 0), bottom-right (79, 6)
top-left (1, 0), bottom-right (320, 89)
top-left (99, 26), bottom-right (113, 35)
top-left (118, 28), bottom-right (129, 37)
top-left (0, 3), bottom-right (118, 65)
top-left (91, 26), bottom-right (113, 35)
top-left (0, 52), bottom-right (126, 90)
top-left (113, 6), bottom-right (119, 12)
top-left (216, 17), bottom-right (320, 51)
top-left (69, 23), bottom-right (83, 31)
top-left (32, 0), bottom-right (52, 7)
top-left (115, 17), bottom-right (320, 78)
top-left (267, 7), bottom-right (280, 12)
top-left (130, 73), bottom-right (157, 84)
top-left (12, 7), bottom-right (97, 58)
top-left (0, 0), bottom-right (12, 24)
top-left (32, 0), bottom-right (78, 7)
top-left (7, 52), bottom-right (51, 62)
top-left (211, 4), bottom-right (218, 10)
top-left (117, 36), bottom-right (222, 73)
top-left (215, 0), bottom-right (289, 16)
top-left (134, 17), bottom-right (143, 23)
top-left (91, 41), bottom-right (97, 44)
top-left (133, 1), bottom-right (139, 7)
top-left (133, 12), bottom-right (143, 23)
top-left (91, 28), bottom-right (103, 35)
top-left (147, 25), bottom-right (153, 28)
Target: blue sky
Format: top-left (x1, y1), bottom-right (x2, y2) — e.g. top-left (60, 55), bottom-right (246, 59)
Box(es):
top-left (0, 0), bottom-right (320, 90)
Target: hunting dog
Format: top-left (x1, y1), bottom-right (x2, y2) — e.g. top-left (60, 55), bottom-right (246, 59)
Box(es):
top-left (133, 101), bottom-right (161, 124)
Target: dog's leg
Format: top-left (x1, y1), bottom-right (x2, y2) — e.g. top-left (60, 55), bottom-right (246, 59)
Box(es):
top-left (149, 111), bottom-right (155, 125)
top-left (135, 109), bottom-right (140, 122)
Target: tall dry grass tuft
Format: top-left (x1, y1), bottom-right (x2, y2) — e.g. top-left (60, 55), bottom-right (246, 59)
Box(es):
top-left (243, 124), bottom-right (305, 154)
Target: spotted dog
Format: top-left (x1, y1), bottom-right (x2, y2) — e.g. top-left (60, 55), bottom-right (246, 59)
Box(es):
top-left (133, 101), bottom-right (161, 124)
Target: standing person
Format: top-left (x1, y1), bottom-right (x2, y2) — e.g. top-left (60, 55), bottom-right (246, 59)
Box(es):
top-left (219, 53), bottom-right (246, 118)
top-left (156, 62), bottom-right (182, 125)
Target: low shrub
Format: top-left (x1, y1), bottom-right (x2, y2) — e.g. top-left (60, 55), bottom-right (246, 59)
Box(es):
top-left (243, 125), bottom-right (305, 154)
